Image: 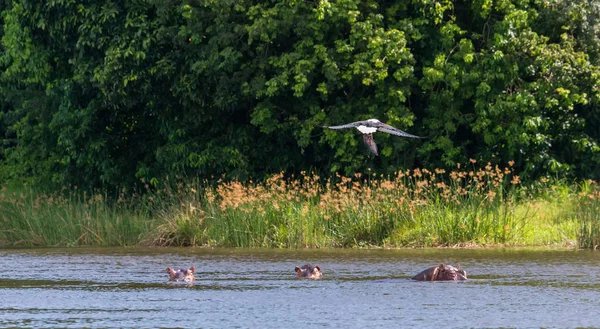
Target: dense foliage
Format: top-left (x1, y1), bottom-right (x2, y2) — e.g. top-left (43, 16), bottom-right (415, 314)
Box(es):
top-left (1, 0), bottom-right (599, 190)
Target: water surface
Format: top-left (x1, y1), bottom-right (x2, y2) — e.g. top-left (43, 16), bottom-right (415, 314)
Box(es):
top-left (0, 247), bottom-right (598, 328)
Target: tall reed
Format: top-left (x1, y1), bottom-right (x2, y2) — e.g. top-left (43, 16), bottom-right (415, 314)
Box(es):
top-left (0, 161), bottom-right (584, 248)
top-left (148, 161), bottom-right (572, 248)
top-left (0, 186), bottom-right (156, 247)
top-left (576, 180), bottom-right (600, 249)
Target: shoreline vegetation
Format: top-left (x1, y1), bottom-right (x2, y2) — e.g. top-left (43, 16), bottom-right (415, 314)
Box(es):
top-left (1, 1), bottom-right (599, 252)
top-left (1, 161), bottom-right (599, 250)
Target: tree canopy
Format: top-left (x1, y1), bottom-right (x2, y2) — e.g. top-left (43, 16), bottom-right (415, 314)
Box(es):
top-left (1, 0), bottom-right (599, 190)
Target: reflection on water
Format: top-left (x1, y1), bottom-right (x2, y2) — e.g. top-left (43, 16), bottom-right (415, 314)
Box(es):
top-left (0, 248), bottom-right (598, 328)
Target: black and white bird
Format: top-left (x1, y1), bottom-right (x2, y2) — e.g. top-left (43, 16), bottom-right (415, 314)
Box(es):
top-left (322, 118), bottom-right (423, 156)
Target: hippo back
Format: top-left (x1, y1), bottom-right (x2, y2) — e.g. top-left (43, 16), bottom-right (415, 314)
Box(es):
top-left (412, 264), bottom-right (467, 281)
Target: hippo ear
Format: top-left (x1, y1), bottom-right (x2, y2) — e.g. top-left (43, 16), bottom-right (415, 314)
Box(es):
top-left (456, 264), bottom-right (460, 270)
top-left (295, 266), bottom-right (301, 273)
top-left (190, 266), bottom-right (195, 273)
top-left (315, 266), bottom-right (321, 272)
top-left (166, 267), bottom-right (173, 273)
top-left (439, 264), bottom-right (445, 270)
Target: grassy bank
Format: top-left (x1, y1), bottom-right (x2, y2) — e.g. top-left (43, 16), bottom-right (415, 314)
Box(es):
top-left (1, 162), bottom-right (599, 249)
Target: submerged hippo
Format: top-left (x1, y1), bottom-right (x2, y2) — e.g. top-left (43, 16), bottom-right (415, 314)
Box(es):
top-left (411, 264), bottom-right (467, 281)
top-left (166, 266), bottom-right (196, 282)
top-left (295, 264), bottom-right (323, 279)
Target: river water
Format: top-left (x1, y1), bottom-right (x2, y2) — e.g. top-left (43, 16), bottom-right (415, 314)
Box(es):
top-left (0, 247), bottom-right (598, 328)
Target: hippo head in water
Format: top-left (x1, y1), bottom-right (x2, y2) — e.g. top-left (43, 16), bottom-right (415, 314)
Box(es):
top-left (295, 264), bottom-right (323, 279)
top-left (411, 264), bottom-right (467, 281)
top-left (166, 266), bottom-right (196, 282)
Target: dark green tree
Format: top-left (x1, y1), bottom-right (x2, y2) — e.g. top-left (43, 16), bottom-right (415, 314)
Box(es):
top-left (0, 0), bottom-right (598, 190)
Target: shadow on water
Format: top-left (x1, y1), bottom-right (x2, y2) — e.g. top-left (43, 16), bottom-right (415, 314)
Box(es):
top-left (1, 247), bottom-right (599, 328)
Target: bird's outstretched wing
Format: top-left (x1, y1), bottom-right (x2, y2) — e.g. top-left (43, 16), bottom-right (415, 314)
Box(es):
top-left (377, 126), bottom-right (423, 138)
top-left (321, 121), bottom-right (364, 130)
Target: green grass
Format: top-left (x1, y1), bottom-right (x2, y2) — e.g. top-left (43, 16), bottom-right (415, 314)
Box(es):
top-left (0, 163), bottom-right (597, 249)
top-left (575, 180), bottom-right (600, 249)
top-left (0, 187), bottom-right (157, 247)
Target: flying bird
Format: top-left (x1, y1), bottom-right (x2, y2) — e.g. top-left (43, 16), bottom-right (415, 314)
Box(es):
top-left (322, 118), bottom-right (423, 156)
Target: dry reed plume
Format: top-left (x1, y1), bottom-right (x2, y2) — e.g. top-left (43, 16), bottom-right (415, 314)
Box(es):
top-left (0, 161), bottom-right (595, 248)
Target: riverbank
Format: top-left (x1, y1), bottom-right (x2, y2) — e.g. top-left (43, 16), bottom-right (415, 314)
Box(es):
top-left (1, 163), bottom-right (599, 249)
